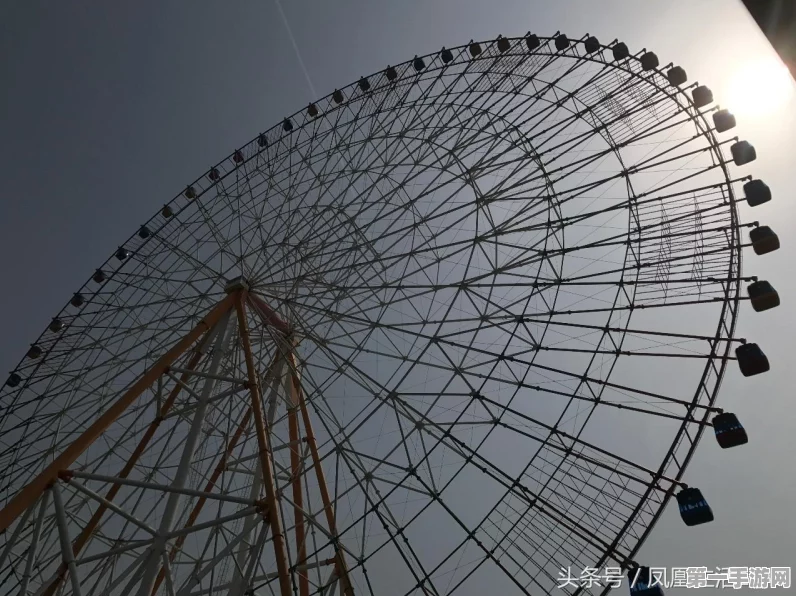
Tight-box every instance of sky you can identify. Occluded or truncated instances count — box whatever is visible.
[1,1,795,594]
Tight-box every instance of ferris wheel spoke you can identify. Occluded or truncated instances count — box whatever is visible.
[543,63,677,147]
[247,140,422,284]
[296,336,648,564]
[434,427,635,569]
[505,185,734,258]
[237,159,329,281]
[509,215,741,271]
[475,392,694,485]
[475,47,600,139]
[266,100,528,251]
[527,84,670,164]
[285,373,444,595]
[229,160,278,267]
[270,193,486,290]
[499,78,629,165]
[508,118,713,216]
[562,240,735,284]
[299,304,718,418]
[143,234,226,285]
[386,400,636,576]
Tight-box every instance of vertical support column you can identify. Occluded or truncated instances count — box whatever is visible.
[289,394,310,596]
[135,309,235,596]
[0,496,36,572]
[228,353,284,596]
[235,293,293,596]
[17,490,50,596]
[288,353,355,596]
[227,454,265,596]
[151,407,253,595]
[160,552,177,596]
[52,483,83,596]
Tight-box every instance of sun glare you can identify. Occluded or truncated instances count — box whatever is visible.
[725,57,795,118]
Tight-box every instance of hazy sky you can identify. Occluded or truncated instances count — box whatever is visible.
[1,1,794,593]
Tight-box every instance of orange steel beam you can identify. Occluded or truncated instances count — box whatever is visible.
[247,293,291,336]
[0,293,237,535]
[288,390,310,596]
[235,292,293,596]
[41,346,212,596]
[246,292,308,593]
[288,353,354,596]
[151,406,254,595]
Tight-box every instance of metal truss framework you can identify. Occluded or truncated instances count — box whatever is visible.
[1,289,356,596]
[0,33,754,596]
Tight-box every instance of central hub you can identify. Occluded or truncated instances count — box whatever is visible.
[224,276,250,294]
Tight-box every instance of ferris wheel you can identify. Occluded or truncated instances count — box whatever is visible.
[0,32,780,596]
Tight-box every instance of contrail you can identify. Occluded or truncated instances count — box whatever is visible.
[273,0,318,99]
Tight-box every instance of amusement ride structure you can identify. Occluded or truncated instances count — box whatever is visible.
[0,32,780,596]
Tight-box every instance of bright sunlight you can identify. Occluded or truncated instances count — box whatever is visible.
[724,56,795,118]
